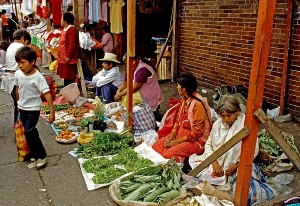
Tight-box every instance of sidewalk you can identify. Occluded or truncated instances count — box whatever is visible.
[0,81,117,205]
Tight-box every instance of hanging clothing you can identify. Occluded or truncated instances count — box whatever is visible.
[88,0,101,24]
[101,1,108,22]
[50,0,62,26]
[84,0,89,23]
[20,0,34,15]
[57,25,79,81]
[108,0,125,34]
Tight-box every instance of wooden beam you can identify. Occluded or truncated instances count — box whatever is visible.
[155,24,174,70]
[73,0,79,30]
[254,108,300,170]
[234,1,277,204]
[77,59,87,98]
[171,0,179,81]
[188,127,250,176]
[279,0,293,115]
[127,0,136,130]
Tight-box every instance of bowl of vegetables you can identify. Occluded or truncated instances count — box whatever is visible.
[56,130,78,144]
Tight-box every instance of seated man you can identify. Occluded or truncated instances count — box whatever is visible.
[92,53,123,103]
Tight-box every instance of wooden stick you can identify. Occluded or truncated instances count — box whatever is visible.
[188,127,250,176]
[77,59,87,98]
[155,23,174,70]
[254,108,300,170]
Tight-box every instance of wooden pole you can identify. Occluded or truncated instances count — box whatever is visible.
[127,0,136,130]
[279,0,293,115]
[73,0,79,30]
[155,24,173,70]
[13,0,18,21]
[171,0,179,81]
[234,0,277,205]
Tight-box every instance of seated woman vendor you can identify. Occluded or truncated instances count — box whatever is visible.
[92,53,123,103]
[114,53,164,120]
[152,74,212,162]
[188,95,275,204]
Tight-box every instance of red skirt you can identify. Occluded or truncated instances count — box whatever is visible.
[57,63,77,81]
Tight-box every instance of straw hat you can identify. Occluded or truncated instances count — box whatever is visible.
[99,53,120,63]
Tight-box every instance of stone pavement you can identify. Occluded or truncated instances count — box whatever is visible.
[0,83,117,205]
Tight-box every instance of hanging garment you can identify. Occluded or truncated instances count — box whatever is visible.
[101,1,108,22]
[84,0,89,23]
[108,0,125,34]
[20,0,35,15]
[50,0,62,26]
[88,0,101,24]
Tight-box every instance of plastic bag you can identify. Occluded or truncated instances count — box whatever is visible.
[141,130,158,147]
[157,101,181,138]
[14,118,30,162]
[267,106,280,118]
[273,173,294,185]
[104,102,124,116]
[266,177,293,196]
[181,174,202,189]
[74,96,88,107]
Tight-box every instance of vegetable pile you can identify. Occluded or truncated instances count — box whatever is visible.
[41,104,71,112]
[119,158,182,204]
[76,132,134,158]
[259,129,300,157]
[82,148,154,184]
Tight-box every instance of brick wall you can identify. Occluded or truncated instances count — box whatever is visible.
[178,0,300,116]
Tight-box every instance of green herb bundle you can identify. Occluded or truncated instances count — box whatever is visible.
[82,148,154,185]
[41,104,71,112]
[76,132,134,158]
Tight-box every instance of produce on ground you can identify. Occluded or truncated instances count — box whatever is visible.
[82,148,153,184]
[257,129,300,177]
[41,104,72,113]
[119,158,182,203]
[258,129,300,157]
[66,108,87,117]
[58,130,75,140]
[53,120,70,130]
[77,131,94,144]
[76,132,134,158]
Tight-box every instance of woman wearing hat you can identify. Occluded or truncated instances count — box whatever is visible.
[92,53,123,103]
[114,55,164,121]
[57,12,79,87]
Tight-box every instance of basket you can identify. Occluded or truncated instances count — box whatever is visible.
[55,132,78,144]
[60,83,80,105]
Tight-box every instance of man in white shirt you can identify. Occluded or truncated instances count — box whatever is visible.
[92,53,123,103]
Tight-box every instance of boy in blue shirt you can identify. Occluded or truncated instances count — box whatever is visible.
[15,46,55,168]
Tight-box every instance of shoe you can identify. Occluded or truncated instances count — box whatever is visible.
[35,158,47,168]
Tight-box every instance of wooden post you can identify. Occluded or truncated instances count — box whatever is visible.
[188,127,250,176]
[77,59,87,98]
[171,0,179,81]
[254,108,300,170]
[127,0,136,130]
[234,0,277,205]
[73,0,79,30]
[155,24,173,70]
[279,0,293,115]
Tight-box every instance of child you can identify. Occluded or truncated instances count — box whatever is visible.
[0,41,9,66]
[14,46,55,168]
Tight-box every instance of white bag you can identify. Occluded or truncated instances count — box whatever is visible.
[141,130,158,147]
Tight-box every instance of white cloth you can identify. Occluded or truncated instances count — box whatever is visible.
[15,69,50,111]
[190,113,259,185]
[4,42,24,71]
[0,50,6,65]
[92,66,123,88]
